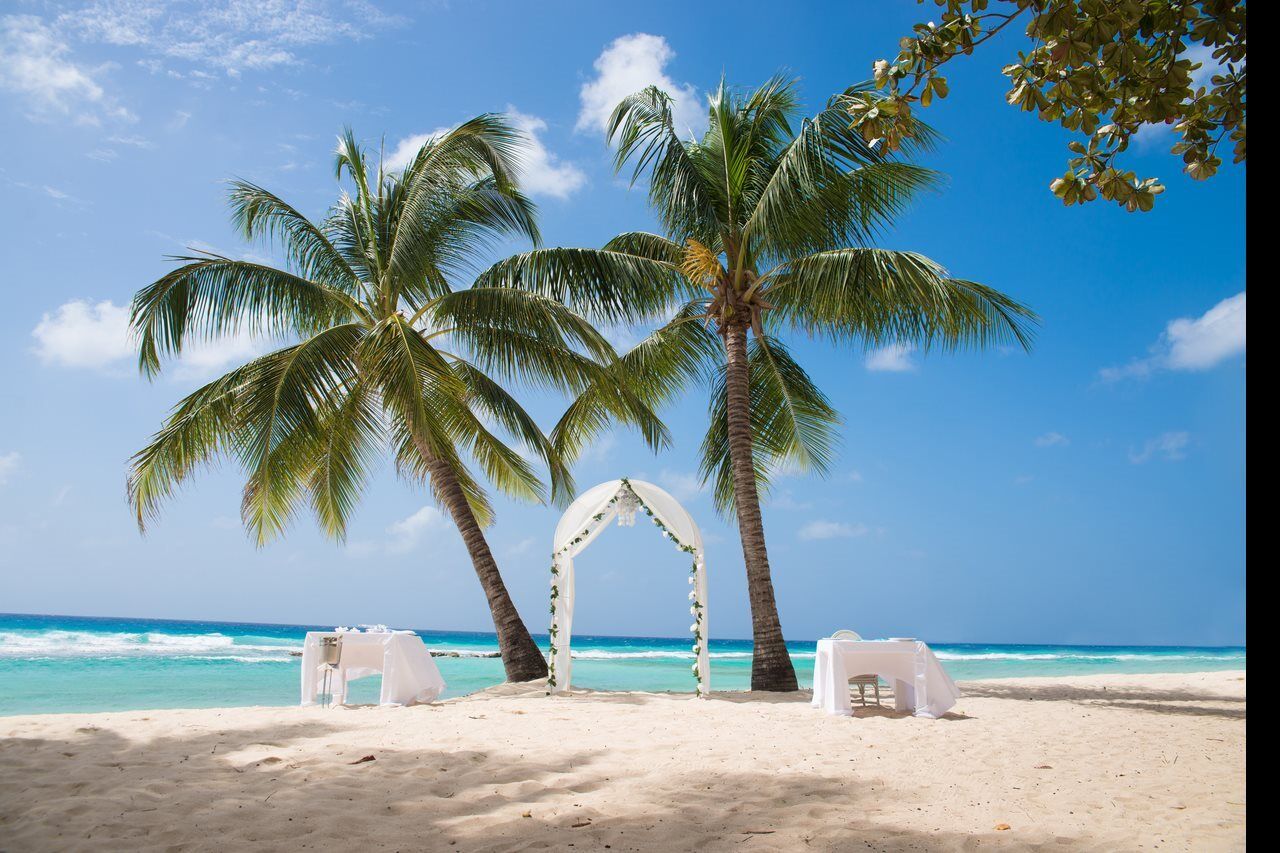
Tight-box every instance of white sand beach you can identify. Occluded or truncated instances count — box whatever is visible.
[0,671,1245,852]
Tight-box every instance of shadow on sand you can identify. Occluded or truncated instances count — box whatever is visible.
[958,679,1246,719]
[0,711,1102,852]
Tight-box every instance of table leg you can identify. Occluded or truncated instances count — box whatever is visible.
[894,679,915,713]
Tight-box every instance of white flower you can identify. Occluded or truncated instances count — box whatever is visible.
[690,623,699,632]
[690,606,698,616]
[691,645,699,654]
[687,575,695,584]
[691,663,700,674]
[688,590,696,601]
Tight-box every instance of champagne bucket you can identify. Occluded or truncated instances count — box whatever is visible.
[320,635,342,665]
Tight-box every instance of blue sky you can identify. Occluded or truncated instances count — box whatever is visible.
[0,1,1246,646]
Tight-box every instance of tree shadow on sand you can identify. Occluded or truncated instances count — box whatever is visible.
[958,680,1246,719]
[0,718,1101,852]
[0,717,616,851]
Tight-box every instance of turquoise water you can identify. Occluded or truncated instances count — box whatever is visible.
[0,613,1246,716]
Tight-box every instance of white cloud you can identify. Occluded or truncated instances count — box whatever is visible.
[580,431,616,464]
[507,106,586,199]
[31,300,134,369]
[385,127,450,172]
[659,469,704,501]
[1101,292,1245,382]
[169,333,268,380]
[386,506,447,554]
[1129,431,1191,464]
[386,110,585,201]
[865,343,917,373]
[31,298,270,379]
[108,133,153,148]
[1034,431,1070,448]
[58,0,401,77]
[0,14,133,124]
[768,490,812,511]
[506,536,538,556]
[576,33,702,137]
[1185,42,1228,88]
[0,452,20,486]
[799,520,869,541]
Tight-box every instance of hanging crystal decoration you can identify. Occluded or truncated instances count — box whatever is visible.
[615,485,641,527]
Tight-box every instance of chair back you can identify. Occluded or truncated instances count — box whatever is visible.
[831,629,862,641]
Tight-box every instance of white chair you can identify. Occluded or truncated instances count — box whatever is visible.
[831,629,881,707]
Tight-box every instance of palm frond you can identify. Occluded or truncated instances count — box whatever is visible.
[131,255,364,377]
[474,248,683,325]
[607,85,720,245]
[235,323,366,545]
[227,180,361,291]
[765,249,1038,351]
[551,303,720,463]
[452,360,575,505]
[700,336,840,515]
[306,378,382,540]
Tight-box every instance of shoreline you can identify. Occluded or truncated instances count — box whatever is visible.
[1,671,1246,851]
[0,668,1247,720]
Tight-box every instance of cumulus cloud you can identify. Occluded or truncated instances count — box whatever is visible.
[1101,291,1245,382]
[865,343,917,373]
[507,107,586,199]
[576,33,702,137]
[659,469,705,501]
[799,520,869,541]
[0,452,20,486]
[31,298,270,379]
[1034,432,1070,448]
[385,506,448,554]
[31,300,134,368]
[387,109,585,200]
[1129,431,1191,464]
[0,14,133,124]
[384,128,450,172]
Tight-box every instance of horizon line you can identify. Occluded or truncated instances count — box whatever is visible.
[0,612,1248,650]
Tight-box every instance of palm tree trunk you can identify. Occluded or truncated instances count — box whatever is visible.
[723,321,799,691]
[422,451,549,683]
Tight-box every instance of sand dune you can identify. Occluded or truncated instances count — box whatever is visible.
[0,671,1245,851]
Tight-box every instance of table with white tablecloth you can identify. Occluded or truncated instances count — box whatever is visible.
[300,630,445,707]
[811,638,960,718]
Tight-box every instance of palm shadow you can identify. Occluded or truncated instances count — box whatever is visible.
[958,680,1246,719]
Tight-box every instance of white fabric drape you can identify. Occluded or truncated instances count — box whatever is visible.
[549,479,709,695]
[810,638,959,718]
[300,630,446,706]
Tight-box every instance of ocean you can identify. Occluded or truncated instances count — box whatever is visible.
[0,613,1246,716]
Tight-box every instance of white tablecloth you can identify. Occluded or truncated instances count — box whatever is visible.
[300,630,445,706]
[811,638,960,718]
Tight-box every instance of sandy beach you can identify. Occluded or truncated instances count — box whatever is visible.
[0,671,1244,851]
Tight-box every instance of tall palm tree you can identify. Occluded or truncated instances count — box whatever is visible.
[127,117,655,682]
[475,79,1038,691]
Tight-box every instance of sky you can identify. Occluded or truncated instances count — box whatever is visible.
[0,0,1246,647]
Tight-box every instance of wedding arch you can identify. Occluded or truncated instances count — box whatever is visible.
[546,477,710,696]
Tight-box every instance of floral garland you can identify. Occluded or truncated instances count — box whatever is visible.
[547,478,707,697]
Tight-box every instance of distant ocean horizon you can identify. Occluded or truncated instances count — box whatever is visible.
[0,612,1247,716]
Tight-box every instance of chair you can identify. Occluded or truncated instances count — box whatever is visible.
[831,629,881,707]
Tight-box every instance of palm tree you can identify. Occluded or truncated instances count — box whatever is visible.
[127,117,655,682]
[475,79,1038,691]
